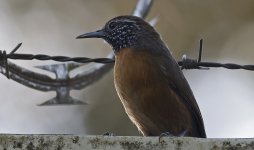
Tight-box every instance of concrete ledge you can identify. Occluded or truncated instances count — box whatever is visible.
[0,134,253,150]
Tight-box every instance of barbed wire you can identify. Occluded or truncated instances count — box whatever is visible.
[0,40,254,78]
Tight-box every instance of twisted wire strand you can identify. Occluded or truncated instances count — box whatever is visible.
[3,50,254,70]
[1,42,254,80]
[8,53,115,63]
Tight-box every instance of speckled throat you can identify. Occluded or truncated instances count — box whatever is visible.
[104,22,139,53]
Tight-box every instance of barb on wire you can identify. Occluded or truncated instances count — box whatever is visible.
[198,39,203,63]
[178,39,254,71]
[180,39,209,70]
[1,43,23,78]
[0,50,9,78]
[1,40,254,80]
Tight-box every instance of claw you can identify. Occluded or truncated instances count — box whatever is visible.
[178,129,188,137]
[102,132,115,136]
[159,129,188,142]
[159,132,173,142]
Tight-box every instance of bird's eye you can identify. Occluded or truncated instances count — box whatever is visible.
[108,22,118,30]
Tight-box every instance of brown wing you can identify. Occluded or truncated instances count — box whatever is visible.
[156,54,207,138]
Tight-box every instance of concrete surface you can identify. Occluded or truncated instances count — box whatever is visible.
[0,134,253,150]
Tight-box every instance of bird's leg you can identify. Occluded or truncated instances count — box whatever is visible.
[159,129,188,142]
[102,131,115,136]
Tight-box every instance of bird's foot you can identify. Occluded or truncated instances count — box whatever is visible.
[178,129,188,137]
[102,131,115,136]
[159,132,173,142]
[159,129,188,142]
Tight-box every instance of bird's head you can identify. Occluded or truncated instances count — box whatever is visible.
[76,15,160,53]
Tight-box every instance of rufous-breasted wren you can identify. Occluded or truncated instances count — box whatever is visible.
[77,15,206,138]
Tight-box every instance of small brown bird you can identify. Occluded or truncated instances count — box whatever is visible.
[77,15,206,138]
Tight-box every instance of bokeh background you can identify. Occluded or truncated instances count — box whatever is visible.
[0,0,254,138]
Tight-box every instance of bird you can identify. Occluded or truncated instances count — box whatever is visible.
[76,15,206,138]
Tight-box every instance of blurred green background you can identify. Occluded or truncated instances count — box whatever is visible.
[0,0,254,138]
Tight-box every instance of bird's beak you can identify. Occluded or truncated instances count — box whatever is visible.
[76,29,106,39]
